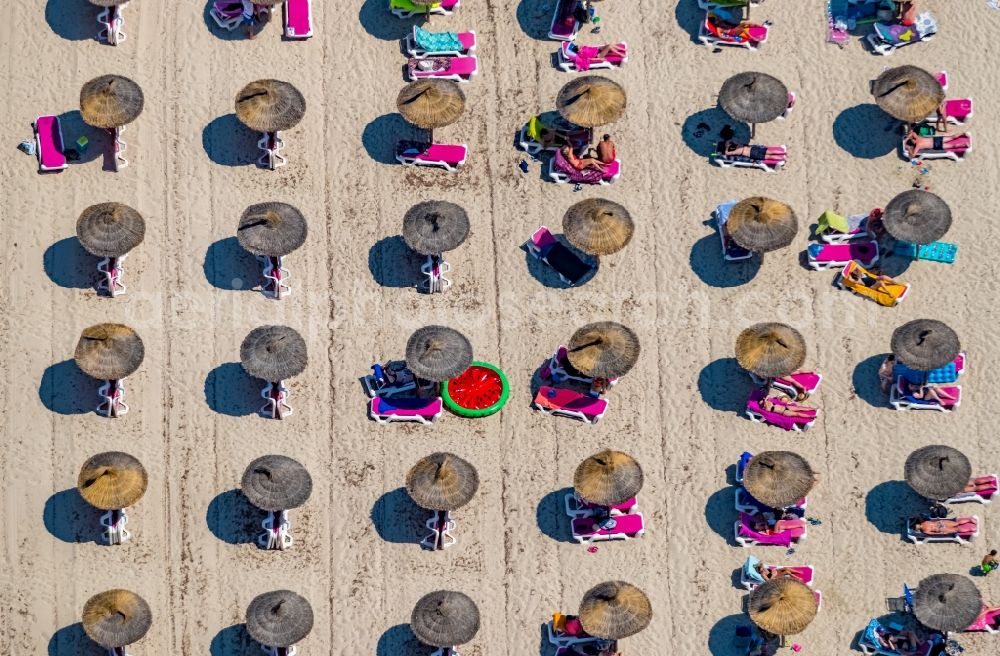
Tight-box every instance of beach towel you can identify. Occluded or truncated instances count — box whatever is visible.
[414,26,463,52]
[552,148,607,184]
[895,241,957,263]
[743,555,766,585]
[409,57,453,74]
[895,361,957,385]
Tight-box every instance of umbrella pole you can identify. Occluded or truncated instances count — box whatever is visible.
[750,122,756,139]
[427,127,434,145]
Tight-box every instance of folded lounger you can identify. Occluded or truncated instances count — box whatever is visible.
[33,115,68,172]
[97,3,126,45]
[807,241,879,270]
[903,133,971,162]
[97,255,128,297]
[518,115,591,156]
[97,379,129,417]
[532,386,608,424]
[859,618,941,656]
[258,510,293,550]
[816,209,875,243]
[362,361,417,398]
[369,395,443,424]
[284,0,313,38]
[747,371,823,399]
[965,605,1000,633]
[735,488,806,516]
[420,254,452,293]
[714,200,752,261]
[740,555,814,591]
[906,515,979,544]
[557,42,628,72]
[542,345,618,387]
[211,0,244,30]
[261,381,293,419]
[548,149,620,185]
[548,0,581,41]
[868,11,938,55]
[256,255,290,299]
[734,512,806,547]
[564,492,637,518]
[547,613,597,647]
[258,131,287,170]
[525,226,594,286]
[406,26,477,57]
[421,510,456,550]
[699,13,771,50]
[390,0,459,19]
[100,509,130,545]
[710,144,786,172]
[396,141,468,172]
[889,377,960,412]
[745,389,816,431]
[946,474,998,504]
[407,56,479,83]
[835,260,909,307]
[571,512,645,543]
[894,240,957,263]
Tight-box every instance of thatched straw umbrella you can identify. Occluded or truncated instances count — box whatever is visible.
[891,319,960,371]
[566,322,640,379]
[402,201,470,256]
[411,591,480,647]
[735,323,806,379]
[240,326,308,382]
[871,66,944,123]
[905,445,971,501]
[76,203,146,258]
[241,455,313,512]
[574,450,643,507]
[237,202,308,258]
[246,590,314,648]
[78,452,148,510]
[913,574,982,633]
[80,75,144,129]
[727,198,798,254]
[405,453,479,511]
[83,590,152,649]
[74,323,144,381]
[562,199,634,256]
[557,76,627,128]
[743,451,816,509]
[397,80,466,143]
[405,325,473,382]
[719,72,789,138]
[579,581,652,640]
[235,80,306,133]
[749,579,817,637]
[883,190,952,245]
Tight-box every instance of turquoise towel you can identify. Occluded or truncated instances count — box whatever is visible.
[896,240,957,263]
[414,26,463,52]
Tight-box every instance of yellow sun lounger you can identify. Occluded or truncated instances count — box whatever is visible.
[836,260,909,307]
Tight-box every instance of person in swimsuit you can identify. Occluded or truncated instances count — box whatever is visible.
[847,265,897,294]
[895,1,917,25]
[761,393,815,419]
[561,144,606,172]
[905,129,968,156]
[755,562,797,581]
[595,134,616,164]
[716,127,786,161]
[907,383,956,404]
[912,517,978,535]
[878,354,896,393]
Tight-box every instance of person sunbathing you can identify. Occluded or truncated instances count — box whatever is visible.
[561,144,607,172]
[904,129,968,156]
[761,394,815,419]
[595,133,616,164]
[878,354,896,394]
[911,517,978,535]
[846,265,897,294]
[906,383,956,404]
[877,627,921,654]
[752,514,803,534]
[706,11,768,45]
[755,562,797,581]
[716,140,785,162]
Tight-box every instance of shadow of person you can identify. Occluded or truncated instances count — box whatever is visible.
[704,487,737,544]
[834,104,900,158]
[371,487,427,545]
[204,237,265,291]
[43,488,104,544]
[674,0,708,44]
[45,0,98,42]
[206,489,260,544]
[44,237,99,289]
[202,0,248,41]
[851,353,888,408]
[376,623,425,656]
[359,0,423,41]
[363,114,422,165]
[204,363,261,416]
[522,235,597,289]
[39,360,95,415]
[698,358,754,414]
[202,114,260,166]
[689,233,761,288]
[211,624,256,656]
[368,235,425,288]
[56,111,105,165]
[681,109,750,157]
[48,622,104,656]
[866,480,926,535]
[536,488,576,544]
[708,613,758,656]
[516,0,556,40]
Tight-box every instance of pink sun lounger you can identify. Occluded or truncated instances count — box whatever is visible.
[903,133,971,162]
[906,515,979,544]
[745,389,816,431]
[533,386,607,424]
[927,98,974,124]
[889,378,961,412]
[524,228,594,286]
[396,141,468,172]
[407,56,479,82]
[33,116,68,172]
[542,345,618,387]
[807,241,879,270]
[966,605,1000,633]
[947,474,998,504]
[548,0,580,41]
[735,512,806,547]
[369,395,443,424]
[284,0,313,38]
[699,13,771,50]
[748,371,822,399]
[557,42,627,72]
[548,149,620,185]
[564,492,637,518]
[571,513,645,543]
[740,559,814,590]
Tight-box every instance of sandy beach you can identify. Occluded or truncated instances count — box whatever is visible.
[3,0,1000,653]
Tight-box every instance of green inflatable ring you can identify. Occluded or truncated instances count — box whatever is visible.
[442,361,510,418]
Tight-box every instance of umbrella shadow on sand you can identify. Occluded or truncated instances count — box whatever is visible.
[39,360,96,415]
[360,0,421,41]
[866,480,926,535]
[377,624,426,656]
[204,363,262,416]
[210,624,255,656]
[45,0,98,41]
[206,489,260,545]
[203,237,265,291]
[852,353,888,408]
[522,236,599,289]
[48,622,104,656]
[368,236,425,288]
[202,1,248,41]
[704,487,737,545]
[371,488,427,545]
[43,488,104,544]
[516,0,556,40]
[690,232,761,288]
[681,109,751,157]
[708,613,757,656]
[674,0,708,43]
[834,104,900,159]
[698,358,755,414]
[202,114,261,166]
[363,114,423,165]
[56,111,107,166]
[536,488,576,544]
[44,237,99,289]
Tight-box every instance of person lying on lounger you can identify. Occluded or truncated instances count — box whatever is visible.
[717,126,785,161]
[904,129,968,156]
[754,561,797,581]
[905,383,956,404]
[761,394,815,419]
[751,513,803,534]
[561,144,607,172]
[846,265,898,294]
[911,517,978,535]
[876,627,922,654]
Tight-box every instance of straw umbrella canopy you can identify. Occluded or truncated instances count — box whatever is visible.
[913,574,982,633]
[727,197,798,254]
[405,325,473,382]
[246,590,314,648]
[749,579,817,636]
[411,591,480,647]
[871,65,944,123]
[74,323,144,380]
[402,201,470,255]
[743,451,816,509]
[397,80,466,142]
[566,322,640,379]
[78,452,148,510]
[882,190,952,245]
[735,322,806,379]
[891,319,960,371]
[82,590,152,648]
[240,326,307,382]
[405,453,480,511]
[241,455,313,512]
[237,202,308,258]
[905,445,972,501]
[719,72,788,138]
[80,75,144,128]
[574,450,643,506]
[578,581,652,640]
[76,202,146,258]
[235,80,306,133]
[556,76,627,128]
[562,198,635,256]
